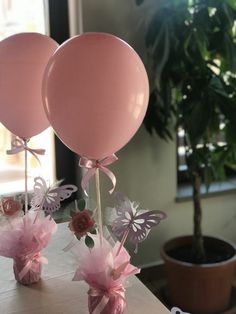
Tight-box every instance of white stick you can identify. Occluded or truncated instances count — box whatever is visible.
[95,169,103,245]
[23,139,29,213]
[75,199,78,210]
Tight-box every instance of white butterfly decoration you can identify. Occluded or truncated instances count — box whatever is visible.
[171,307,190,314]
[31,177,77,214]
[108,192,166,253]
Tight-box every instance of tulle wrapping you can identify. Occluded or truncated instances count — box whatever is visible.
[88,287,126,314]
[13,255,42,285]
[0,210,57,285]
[71,235,140,314]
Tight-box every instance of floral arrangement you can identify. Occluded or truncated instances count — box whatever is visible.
[66,192,166,314]
[69,199,96,247]
[71,235,139,314]
[0,176,77,285]
[0,31,167,313]
[0,210,56,285]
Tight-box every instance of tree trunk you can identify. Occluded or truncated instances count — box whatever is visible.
[192,172,206,263]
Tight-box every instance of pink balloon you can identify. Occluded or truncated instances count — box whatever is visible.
[0,33,58,138]
[43,32,149,159]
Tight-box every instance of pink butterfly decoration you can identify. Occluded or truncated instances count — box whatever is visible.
[31,177,77,214]
[111,192,166,252]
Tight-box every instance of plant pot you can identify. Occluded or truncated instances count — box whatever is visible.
[88,287,126,314]
[161,236,236,314]
[13,256,42,285]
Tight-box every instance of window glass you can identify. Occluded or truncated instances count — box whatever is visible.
[0,0,55,195]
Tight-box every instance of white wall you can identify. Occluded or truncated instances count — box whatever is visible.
[79,0,236,267]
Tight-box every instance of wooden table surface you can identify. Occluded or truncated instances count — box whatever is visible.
[0,222,170,314]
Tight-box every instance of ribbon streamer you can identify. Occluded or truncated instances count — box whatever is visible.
[18,252,48,280]
[6,138,45,164]
[88,285,125,314]
[79,154,118,195]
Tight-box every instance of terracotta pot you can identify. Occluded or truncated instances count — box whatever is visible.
[161,236,236,314]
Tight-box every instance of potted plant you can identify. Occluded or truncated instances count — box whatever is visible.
[136,0,236,313]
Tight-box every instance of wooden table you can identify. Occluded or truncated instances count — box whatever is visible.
[0,223,170,314]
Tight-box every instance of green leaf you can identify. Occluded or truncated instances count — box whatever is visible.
[225,0,236,11]
[90,229,97,235]
[224,35,236,71]
[144,90,174,140]
[223,2,235,26]
[193,29,209,60]
[225,123,236,144]
[184,100,212,144]
[85,235,94,248]
[209,77,229,98]
[152,22,170,81]
[219,97,236,124]
[77,199,86,211]
[183,31,193,59]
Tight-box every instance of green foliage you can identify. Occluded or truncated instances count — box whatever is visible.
[77,199,86,211]
[85,235,94,248]
[139,0,236,261]
[89,228,97,235]
[141,0,236,181]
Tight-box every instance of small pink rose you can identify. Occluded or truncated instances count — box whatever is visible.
[69,209,94,238]
[1,198,22,217]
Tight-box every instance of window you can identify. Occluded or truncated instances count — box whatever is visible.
[177,127,236,200]
[0,0,55,195]
[0,0,47,37]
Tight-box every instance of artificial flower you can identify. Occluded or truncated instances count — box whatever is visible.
[1,197,22,217]
[69,209,95,238]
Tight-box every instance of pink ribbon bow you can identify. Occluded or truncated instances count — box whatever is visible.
[88,285,125,314]
[6,138,45,164]
[18,252,48,280]
[79,155,118,195]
